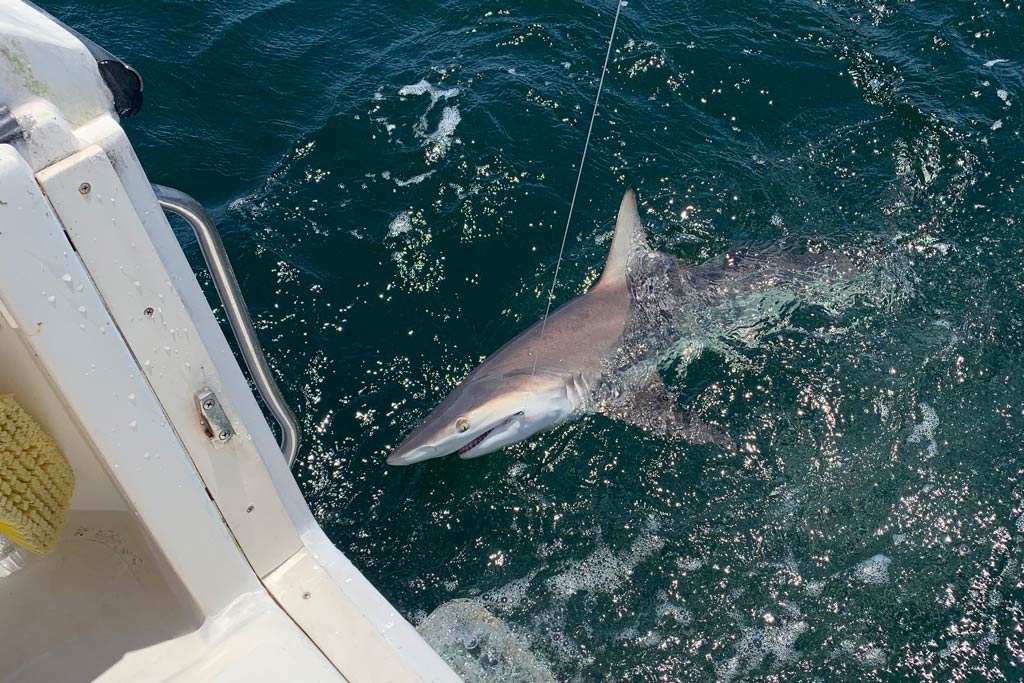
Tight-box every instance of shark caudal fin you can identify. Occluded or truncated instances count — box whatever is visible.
[598,188,649,288]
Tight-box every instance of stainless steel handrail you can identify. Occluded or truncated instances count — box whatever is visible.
[152,184,299,468]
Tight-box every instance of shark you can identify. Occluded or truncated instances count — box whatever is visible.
[387,188,852,465]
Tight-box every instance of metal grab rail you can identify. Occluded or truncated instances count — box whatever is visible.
[152,184,299,467]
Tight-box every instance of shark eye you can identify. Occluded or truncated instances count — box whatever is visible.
[455,417,470,433]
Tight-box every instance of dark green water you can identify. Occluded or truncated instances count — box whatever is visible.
[45,1,1024,680]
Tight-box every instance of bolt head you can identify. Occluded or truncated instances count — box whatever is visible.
[218,430,232,441]
[143,307,155,317]
[78,182,91,195]
[202,398,215,410]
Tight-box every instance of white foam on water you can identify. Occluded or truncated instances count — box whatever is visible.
[769,486,801,528]
[395,170,436,186]
[482,570,539,612]
[997,89,1010,104]
[388,212,413,237]
[677,556,704,572]
[506,462,527,478]
[991,119,1003,131]
[907,401,939,458]
[506,520,666,673]
[373,116,397,135]
[852,554,891,585]
[983,58,1009,67]
[717,619,809,682]
[417,599,556,683]
[528,606,594,670]
[547,545,621,597]
[399,79,461,101]
[655,592,692,626]
[397,78,463,163]
[839,639,888,669]
[616,625,661,646]
[424,106,462,164]
[545,519,665,597]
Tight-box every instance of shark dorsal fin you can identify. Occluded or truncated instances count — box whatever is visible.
[597,188,648,288]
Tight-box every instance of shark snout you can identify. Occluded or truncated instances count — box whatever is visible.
[386,443,438,466]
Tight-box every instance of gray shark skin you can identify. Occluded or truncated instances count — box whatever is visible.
[387,188,852,465]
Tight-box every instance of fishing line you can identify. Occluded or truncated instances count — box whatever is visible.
[532,0,623,374]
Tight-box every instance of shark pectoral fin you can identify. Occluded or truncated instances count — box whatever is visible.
[598,372,733,448]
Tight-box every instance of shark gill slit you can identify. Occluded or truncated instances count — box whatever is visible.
[530,0,624,378]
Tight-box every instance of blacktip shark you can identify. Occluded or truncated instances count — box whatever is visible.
[388,188,851,465]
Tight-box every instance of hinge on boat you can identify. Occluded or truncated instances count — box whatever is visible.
[194,387,235,447]
[0,107,22,144]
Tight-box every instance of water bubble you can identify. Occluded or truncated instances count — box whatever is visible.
[852,554,891,585]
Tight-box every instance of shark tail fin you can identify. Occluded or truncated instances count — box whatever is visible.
[598,188,649,288]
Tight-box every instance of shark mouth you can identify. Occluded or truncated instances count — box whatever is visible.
[457,428,495,456]
[455,413,523,457]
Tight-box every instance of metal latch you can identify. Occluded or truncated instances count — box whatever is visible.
[195,387,235,447]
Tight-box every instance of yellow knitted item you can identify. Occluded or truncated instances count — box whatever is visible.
[0,394,74,555]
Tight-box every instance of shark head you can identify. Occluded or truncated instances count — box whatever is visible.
[387,188,648,466]
[386,369,578,465]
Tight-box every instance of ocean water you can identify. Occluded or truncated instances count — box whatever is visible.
[43,1,1024,680]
